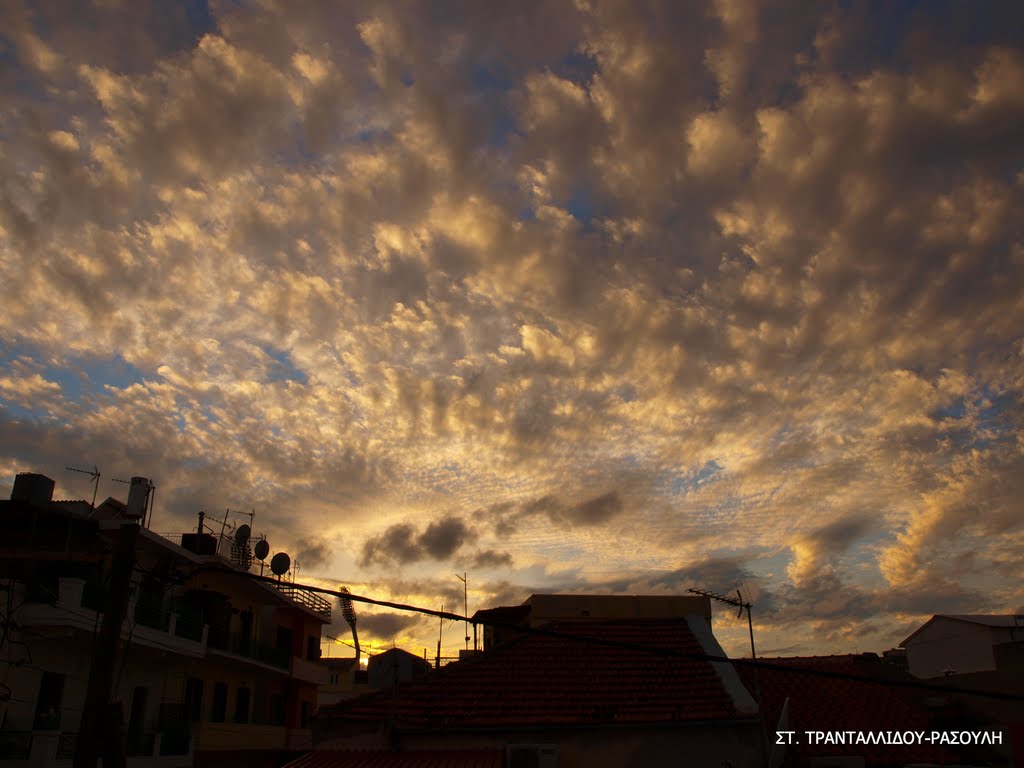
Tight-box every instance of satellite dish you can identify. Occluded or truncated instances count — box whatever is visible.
[270,552,291,576]
[254,539,270,561]
[234,524,251,545]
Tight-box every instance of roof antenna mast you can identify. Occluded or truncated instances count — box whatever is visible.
[66,465,101,508]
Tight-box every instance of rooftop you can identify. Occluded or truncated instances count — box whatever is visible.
[322,617,755,731]
[737,654,959,765]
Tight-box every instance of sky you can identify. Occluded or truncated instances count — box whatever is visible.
[1,0,1022,661]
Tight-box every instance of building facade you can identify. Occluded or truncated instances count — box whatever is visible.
[0,472,330,768]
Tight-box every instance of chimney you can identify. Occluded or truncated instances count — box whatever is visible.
[125,477,150,521]
[11,473,56,506]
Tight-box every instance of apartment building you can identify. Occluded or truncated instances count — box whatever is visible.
[0,472,330,768]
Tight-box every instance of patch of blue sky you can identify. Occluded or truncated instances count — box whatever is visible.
[613,384,637,403]
[197,405,221,426]
[928,396,966,422]
[262,346,308,385]
[564,185,608,230]
[135,0,219,57]
[0,401,46,424]
[931,389,1017,450]
[470,65,515,93]
[550,49,598,87]
[618,453,642,469]
[353,127,393,145]
[662,459,723,497]
[0,341,145,404]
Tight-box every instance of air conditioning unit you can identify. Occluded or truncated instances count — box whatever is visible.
[507,743,558,768]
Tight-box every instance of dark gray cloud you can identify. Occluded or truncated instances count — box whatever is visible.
[357,612,423,640]
[492,490,626,535]
[470,549,514,569]
[419,516,472,560]
[359,515,476,567]
[294,536,331,570]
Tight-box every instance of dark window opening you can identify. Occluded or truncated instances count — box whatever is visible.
[234,687,251,724]
[185,677,204,722]
[211,683,228,723]
[276,625,293,657]
[269,694,285,726]
[33,672,64,730]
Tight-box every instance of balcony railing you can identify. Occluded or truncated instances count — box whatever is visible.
[207,632,291,671]
[273,584,332,621]
[0,731,32,759]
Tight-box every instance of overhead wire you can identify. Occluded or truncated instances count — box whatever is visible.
[189,564,1024,704]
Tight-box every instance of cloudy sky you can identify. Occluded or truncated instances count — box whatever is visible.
[2,0,1022,660]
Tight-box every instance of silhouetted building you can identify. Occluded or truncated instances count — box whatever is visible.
[737,653,966,767]
[472,592,712,652]
[0,472,330,768]
[901,614,1024,764]
[901,614,1024,678]
[313,611,762,767]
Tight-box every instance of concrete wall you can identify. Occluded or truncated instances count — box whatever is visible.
[904,618,1000,678]
[390,721,764,768]
[525,594,713,626]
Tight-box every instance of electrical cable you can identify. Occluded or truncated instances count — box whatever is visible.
[190,564,1024,704]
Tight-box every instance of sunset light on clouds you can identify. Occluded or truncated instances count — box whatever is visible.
[1,0,1022,660]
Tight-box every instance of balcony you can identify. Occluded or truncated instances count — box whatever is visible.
[272,583,332,621]
[0,729,192,766]
[206,632,291,674]
[17,578,208,658]
[291,655,329,686]
[194,722,286,751]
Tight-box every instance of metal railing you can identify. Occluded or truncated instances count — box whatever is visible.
[0,731,32,759]
[273,584,332,621]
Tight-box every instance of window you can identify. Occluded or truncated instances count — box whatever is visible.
[306,635,319,660]
[32,672,64,730]
[276,625,293,656]
[211,683,228,723]
[269,694,285,726]
[185,677,204,722]
[234,687,250,724]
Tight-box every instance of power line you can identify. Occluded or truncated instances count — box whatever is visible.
[191,565,1024,704]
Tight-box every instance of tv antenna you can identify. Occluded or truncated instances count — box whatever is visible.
[66,465,100,508]
[689,586,766,766]
[688,587,756,657]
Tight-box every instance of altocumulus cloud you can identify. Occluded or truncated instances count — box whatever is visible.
[0,0,1021,658]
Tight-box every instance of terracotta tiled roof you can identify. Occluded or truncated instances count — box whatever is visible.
[285,749,503,768]
[738,654,959,766]
[321,619,749,730]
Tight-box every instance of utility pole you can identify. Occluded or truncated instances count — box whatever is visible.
[74,523,138,768]
[456,572,469,651]
[436,604,443,670]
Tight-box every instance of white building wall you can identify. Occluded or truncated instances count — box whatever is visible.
[904,618,998,678]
